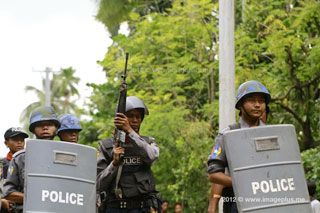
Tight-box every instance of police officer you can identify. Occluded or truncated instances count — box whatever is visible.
[97,96,160,213]
[57,114,82,143]
[207,80,271,213]
[1,127,29,180]
[3,106,60,208]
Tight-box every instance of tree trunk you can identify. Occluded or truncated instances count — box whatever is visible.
[302,119,315,150]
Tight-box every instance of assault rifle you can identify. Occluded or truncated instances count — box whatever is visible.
[115,53,129,147]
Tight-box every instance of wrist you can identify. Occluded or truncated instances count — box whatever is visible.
[125,127,133,134]
[213,194,221,199]
[112,160,120,167]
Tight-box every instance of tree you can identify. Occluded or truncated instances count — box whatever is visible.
[235,0,320,149]
[86,0,320,210]
[301,146,320,198]
[85,0,218,211]
[20,67,81,130]
[52,67,80,114]
[96,0,173,36]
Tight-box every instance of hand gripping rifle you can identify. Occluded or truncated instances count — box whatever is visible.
[115,53,129,148]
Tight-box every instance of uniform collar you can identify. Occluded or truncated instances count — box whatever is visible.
[6,151,13,161]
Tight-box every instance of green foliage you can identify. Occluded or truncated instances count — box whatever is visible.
[96,0,173,36]
[87,0,218,211]
[301,147,320,198]
[236,0,320,149]
[87,0,320,211]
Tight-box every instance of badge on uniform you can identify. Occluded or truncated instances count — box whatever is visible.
[8,165,14,176]
[210,145,222,159]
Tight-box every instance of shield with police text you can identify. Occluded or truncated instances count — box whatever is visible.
[24,139,97,213]
[224,125,311,213]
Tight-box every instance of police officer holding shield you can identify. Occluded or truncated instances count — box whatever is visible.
[3,106,60,208]
[207,80,271,213]
[57,114,82,143]
[97,96,160,213]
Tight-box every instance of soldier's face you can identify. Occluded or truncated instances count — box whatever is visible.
[5,135,25,153]
[58,130,80,143]
[125,109,142,133]
[34,121,57,139]
[242,93,266,119]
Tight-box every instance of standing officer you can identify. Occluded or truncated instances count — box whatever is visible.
[3,106,60,208]
[207,80,271,213]
[1,127,29,180]
[97,96,160,213]
[57,114,82,143]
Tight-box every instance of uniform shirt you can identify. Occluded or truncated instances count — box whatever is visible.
[207,117,265,174]
[311,199,320,213]
[2,150,25,197]
[97,131,159,194]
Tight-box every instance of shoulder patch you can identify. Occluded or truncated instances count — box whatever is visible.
[210,145,222,159]
[8,164,14,176]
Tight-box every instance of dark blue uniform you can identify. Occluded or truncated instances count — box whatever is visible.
[97,131,160,213]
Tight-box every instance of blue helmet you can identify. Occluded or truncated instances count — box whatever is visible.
[57,114,82,134]
[235,80,271,109]
[29,106,60,132]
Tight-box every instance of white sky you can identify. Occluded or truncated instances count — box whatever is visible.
[0,0,112,157]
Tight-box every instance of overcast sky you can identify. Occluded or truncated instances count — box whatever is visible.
[0,0,111,157]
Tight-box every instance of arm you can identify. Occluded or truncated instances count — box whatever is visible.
[207,132,231,187]
[208,172,232,188]
[208,183,224,213]
[3,157,24,204]
[4,192,24,204]
[128,131,159,162]
[96,143,124,192]
[114,113,159,162]
[207,132,232,212]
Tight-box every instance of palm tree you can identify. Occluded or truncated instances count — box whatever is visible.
[20,67,81,129]
[52,67,80,114]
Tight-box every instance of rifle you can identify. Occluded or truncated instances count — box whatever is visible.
[112,53,129,200]
[115,52,129,148]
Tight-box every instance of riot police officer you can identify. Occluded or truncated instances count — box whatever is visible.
[207,80,271,213]
[57,114,82,143]
[97,96,160,213]
[3,106,60,208]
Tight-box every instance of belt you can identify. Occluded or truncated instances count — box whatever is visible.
[106,198,146,209]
